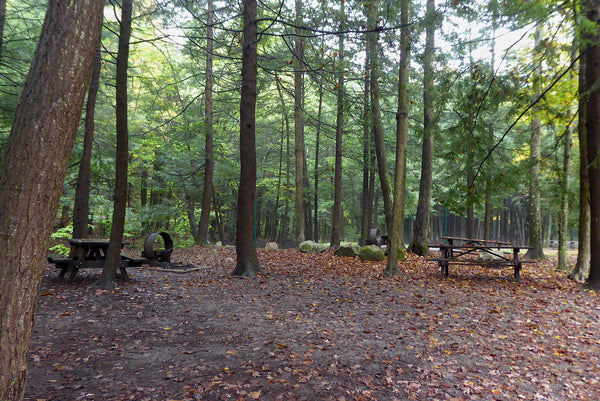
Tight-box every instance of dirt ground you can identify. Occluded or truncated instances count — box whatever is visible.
[25,247,600,401]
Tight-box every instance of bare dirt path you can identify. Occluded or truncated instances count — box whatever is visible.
[25,247,600,400]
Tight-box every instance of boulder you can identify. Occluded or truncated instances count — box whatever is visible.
[299,240,328,253]
[265,242,279,251]
[359,245,385,261]
[334,245,358,257]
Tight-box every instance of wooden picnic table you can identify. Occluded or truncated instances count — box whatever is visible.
[48,238,131,283]
[430,237,534,282]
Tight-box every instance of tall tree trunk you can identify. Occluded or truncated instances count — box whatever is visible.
[314,84,323,242]
[303,149,312,240]
[385,0,411,276]
[571,1,591,282]
[97,0,132,288]
[360,50,371,247]
[294,0,305,244]
[73,46,102,239]
[185,188,200,242]
[557,120,573,271]
[0,0,104,398]
[198,0,214,245]
[527,26,545,260]
[584,0,600,288]
[466,168,476,238]
[409,0,435,257]
[275,77,291,244]
[232,0,260,277]
[331,1,345,248]
[0,0,5,66]
[367,0,393,234]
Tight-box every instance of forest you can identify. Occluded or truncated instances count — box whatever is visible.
[0,0,583,258]
[3,0,600,399]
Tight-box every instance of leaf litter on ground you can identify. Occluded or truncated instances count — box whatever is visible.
[25,246,600,401]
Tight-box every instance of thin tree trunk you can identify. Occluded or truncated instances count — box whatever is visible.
[0,0,5,66]
[367,0,393,234]
[527,25,546,260]
[360,50,371,247]
[385,0,411,276]
[571,1,591,281]
[0,0,104,398]
[232,0,260,277]
[557,122,573,270]
[97,0,132,288]
[198,0,214,245]
[409,0,435,257]
[294,0,305,244]
[73,46,102,239]
[331,2,345,248]
[314,84,323,242]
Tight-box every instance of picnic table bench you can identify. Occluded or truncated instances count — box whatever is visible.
[47,232,173,283]
[429,236,535,282]
[47,238,134,283]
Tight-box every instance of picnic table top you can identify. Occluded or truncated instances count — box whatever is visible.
[69,238,129,247]
[440,236,512,245]
[438,243,533,250]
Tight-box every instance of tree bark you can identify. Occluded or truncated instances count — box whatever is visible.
[294,0,305,244]
[330,1,345,249]
[409,0,435,257]
[367,0,393,234]
[360,49,371,247]
[584,0,600,288]
[314,83,323,242]
[557,117,573,271]
[0,0,104,398]
[97,0,132,288]
[198,0,214,245]
[232,0,260,277]
[527,25,545,260]
[571,2,591,282]
[73,46,102,239]
[385,0,411,276]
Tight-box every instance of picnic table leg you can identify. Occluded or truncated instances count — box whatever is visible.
[66,267,79,283]
[514,262,522,282]
[119,266,129,282]
[438,261,449,277]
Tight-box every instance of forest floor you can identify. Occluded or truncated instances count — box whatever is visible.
[25,246,599,401]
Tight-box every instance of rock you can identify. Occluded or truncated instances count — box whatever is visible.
[265,242,279,251]
[334,245,358,257]
[359,245,385,261]
[299,240,328,253]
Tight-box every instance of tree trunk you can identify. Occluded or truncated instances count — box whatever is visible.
[572,3,591,282]
[73,46,102,239]
[557,119,573,271]
[330,3,345,249]
[97,0,132,288]
[409,0,434,257]
[232,0,260,277]
[360,49,371,247]
[367,0,393,234]
[0,0,104,398]
[294,0,305,244]
[466,168,476,238]
[198,0,214,245]
[185,189,200,242]
[527,26,545,260]
[314,84,323,242]
[585,0,600,288]
[385,0,411,276]
[0,0,5,65]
